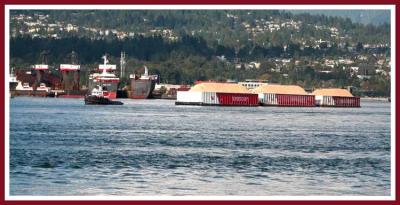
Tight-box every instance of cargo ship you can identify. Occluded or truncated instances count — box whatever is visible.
[129,66,158,99]
[88,55,119,99]
[32,64,49,90]
[15,69,62,97]
[14,51,63,97]
[59,51,86,98]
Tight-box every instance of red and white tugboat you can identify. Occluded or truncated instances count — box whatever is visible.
[84,85,123,105]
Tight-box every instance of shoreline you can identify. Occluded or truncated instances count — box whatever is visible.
[361,97,390,101]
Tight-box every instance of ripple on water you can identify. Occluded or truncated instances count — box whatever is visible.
[9,98,391,196]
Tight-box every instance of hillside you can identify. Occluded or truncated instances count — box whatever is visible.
[287,10,390,26]
[11,10,390,47]
[9,10,391,96]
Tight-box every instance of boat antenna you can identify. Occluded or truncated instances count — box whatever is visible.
[144,66,148,76]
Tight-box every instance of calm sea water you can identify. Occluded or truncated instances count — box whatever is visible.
[10,97,391,196]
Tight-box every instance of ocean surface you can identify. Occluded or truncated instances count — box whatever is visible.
[9,97,391,196]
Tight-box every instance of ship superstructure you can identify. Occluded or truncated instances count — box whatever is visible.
[88,55,119,99]
[60,51,81,91]
[32,51,50,90]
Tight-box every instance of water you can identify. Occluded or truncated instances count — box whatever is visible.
[10,97,391,196]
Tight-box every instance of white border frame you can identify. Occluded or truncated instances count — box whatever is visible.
[4,4,396,201]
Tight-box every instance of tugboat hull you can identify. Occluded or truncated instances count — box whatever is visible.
[84,95,123,105]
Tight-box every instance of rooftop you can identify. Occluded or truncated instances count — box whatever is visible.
[312,88,354,97]
[252,84,308,95]
[189,83,251,93]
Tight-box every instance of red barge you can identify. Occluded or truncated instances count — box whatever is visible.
[176,82,259,106]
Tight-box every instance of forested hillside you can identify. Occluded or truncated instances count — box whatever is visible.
[10,10,391,96]
[288,10,390,26]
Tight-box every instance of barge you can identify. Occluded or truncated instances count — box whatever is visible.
[176,82,259,106]
[312,89,360,107]
[253,85,315,107]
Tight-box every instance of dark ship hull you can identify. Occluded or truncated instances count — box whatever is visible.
[84,95,123,105]
[14,90,48,97]
[10,81,18,98]
[10,82,18,91]
[129,79,156,99]
[35,70,45,88]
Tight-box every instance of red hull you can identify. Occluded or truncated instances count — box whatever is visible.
[332,96,360,107]
[130,95,148,99]
[104,92,117,99]
[317,96,360,107]
[216,93,259,106]
[276,94,315,107]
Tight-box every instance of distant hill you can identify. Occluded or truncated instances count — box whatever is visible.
[287,10,390,25]
[10,10,391,95]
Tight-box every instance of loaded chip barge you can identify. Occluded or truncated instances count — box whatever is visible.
[253,84,315,107]
[176,82,259,106]
[312,89,360,107]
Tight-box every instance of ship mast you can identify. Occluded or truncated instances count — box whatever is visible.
[120,51,126,79]
[144,66,149,76]
[70,51,78,64]
[102,55,108,75]
[40,50,49,65]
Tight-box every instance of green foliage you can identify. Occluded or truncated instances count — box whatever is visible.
[10,10,391,96]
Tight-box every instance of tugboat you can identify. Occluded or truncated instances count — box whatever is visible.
[84,85,123,105]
